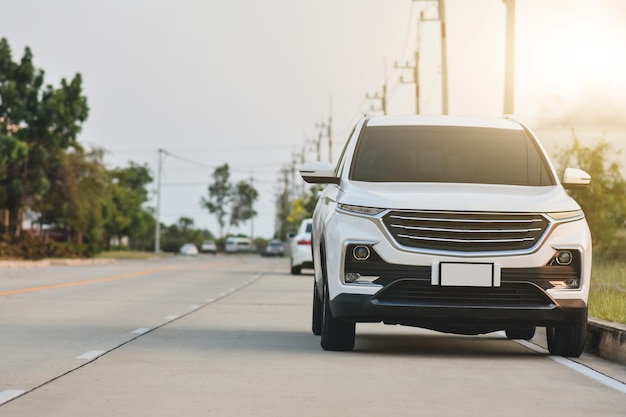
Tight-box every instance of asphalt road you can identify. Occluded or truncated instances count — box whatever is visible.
[1,254,625,416]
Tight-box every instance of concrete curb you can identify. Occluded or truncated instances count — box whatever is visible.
[587,317,626,365]
[0,258,116,268]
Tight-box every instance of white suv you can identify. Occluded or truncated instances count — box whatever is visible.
[300,114,592,355]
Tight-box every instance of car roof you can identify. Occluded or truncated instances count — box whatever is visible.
[365,115,524,130]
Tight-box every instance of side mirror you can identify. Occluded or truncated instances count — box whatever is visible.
[287,232,296,240]
[562,167,591,190]
[299,161,339,184]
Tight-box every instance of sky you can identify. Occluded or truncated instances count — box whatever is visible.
[2,0,626,239]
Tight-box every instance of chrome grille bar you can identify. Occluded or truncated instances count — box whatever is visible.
[383,210,550,252]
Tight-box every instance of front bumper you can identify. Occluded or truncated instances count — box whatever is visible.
[330,290,587,335]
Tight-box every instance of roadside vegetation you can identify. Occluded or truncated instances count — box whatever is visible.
[0,39,252,259]
[556,135,626,324]
[589,256,626,324]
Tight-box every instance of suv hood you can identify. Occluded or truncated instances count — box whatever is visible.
[339,182,581,213]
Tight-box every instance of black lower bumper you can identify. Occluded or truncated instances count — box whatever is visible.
[330,292,587,335]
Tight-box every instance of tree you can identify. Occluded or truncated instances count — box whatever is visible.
[0,38,89,236]
[201,163,231,239]
[556,133,626,249]
[36,147,108,252]
[160,216,208,253]
[230,180,258,229]
[103,162,153,249]
[200,163,259,238]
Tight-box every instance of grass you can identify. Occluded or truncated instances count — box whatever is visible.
[588,258,626,324]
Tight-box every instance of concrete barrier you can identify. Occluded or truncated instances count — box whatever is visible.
[586,317,626,365]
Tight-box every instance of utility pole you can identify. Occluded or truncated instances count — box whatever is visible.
[396,51,421,114]
[503,0,516,114]
[154,148,164,253]
[365,84,387,114]
[316,114,333,163]
[439,0,449,115]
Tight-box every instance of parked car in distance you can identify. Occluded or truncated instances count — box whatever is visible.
[300,114,592,355]
[289,218,313,275]
[261,239,285,257]
[179,243,199,256]
[225,237,254,253]
[201,240,217,254]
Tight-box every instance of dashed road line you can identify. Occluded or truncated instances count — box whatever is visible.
[1,270,268,407]
[76,350,106,360]
[131,328,151,334]
[0,390,25,406]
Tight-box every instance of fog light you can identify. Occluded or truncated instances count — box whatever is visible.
[556,251,573,265]
[353,246,370,261]
[345,272,360,283]
[549,278,580,289]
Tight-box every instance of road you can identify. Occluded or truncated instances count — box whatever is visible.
[0,254,624,416]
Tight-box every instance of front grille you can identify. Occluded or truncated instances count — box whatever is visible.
[382,210,550,252]
[374,281,554,308]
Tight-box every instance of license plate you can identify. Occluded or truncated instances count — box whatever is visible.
[439,262,499,287]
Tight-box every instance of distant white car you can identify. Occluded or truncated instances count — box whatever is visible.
[225,237,254,253]
[201,240,217,254]
[289,218,313,275]
[179,243,199,256]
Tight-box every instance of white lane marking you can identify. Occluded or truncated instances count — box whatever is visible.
[0,390,25,405]
[511,336,626,394]
[76,350,106,360]
[131,328,151,334]
[165,315,179,320]
[218,292,226,297]
[206,298,215,303]
[189,305,200,310]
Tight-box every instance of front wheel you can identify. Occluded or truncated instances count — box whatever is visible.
[320,280,355,351]
[546,318,587,357]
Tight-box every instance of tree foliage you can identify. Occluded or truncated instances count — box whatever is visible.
[0,38,180,257]
[104,162,153,249]
[200,163,258,238]
[200,163,231,238]
[230,180,258,228]
[36,147,109,252]
[557,133,626,249]
[160,217,213,253]
[0,37,89,236]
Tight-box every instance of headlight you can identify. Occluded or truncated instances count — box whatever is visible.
[546,210,584,222]
[337,204,385,216]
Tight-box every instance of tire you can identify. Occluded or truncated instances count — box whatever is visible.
[505,327,536,340]
[290,261,302,275]
[546,318,587,357]
[320,279,355,351]
[312,281,323,336]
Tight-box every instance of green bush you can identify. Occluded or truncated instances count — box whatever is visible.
[0,233,92,260]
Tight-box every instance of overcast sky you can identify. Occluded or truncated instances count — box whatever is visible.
[3,0,626,239]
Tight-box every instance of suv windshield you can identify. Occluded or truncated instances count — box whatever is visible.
[350,126,555,186]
